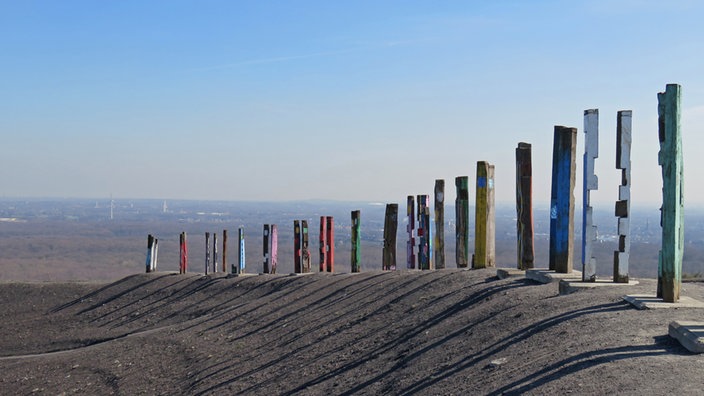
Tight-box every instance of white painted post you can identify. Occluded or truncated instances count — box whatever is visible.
[582,109,599,281]
[614,110,632,283]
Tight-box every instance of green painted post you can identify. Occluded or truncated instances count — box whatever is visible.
[351,210,361,273]
[455,176,469,268]
[657,84,684,302]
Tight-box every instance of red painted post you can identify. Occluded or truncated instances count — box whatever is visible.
[326,216,334,272]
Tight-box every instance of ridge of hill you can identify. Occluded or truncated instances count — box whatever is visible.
[1,269,704,395]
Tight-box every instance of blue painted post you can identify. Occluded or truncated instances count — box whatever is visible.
[549,126,577,273]
[582,110,599,281]
[238,227,246,274]
[657,84,684,302]
[614,110,632,283]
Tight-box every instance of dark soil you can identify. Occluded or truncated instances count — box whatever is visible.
[1,269,704,395]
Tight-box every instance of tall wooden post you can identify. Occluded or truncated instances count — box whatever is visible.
[270,224,278,274]
[319,217,327,272]
[205,232,210,275]
[294,220,302,273]
[417,195,431,270]
[614,110,632,283]
[351,211,361,273]
[582,110,599,281]
[406,195,415,269]
[302,220,310,273]
[549,126,577,273]
[455,177,469,268]
[212,232,218,273]
[326,216,334,272]
[222,230,228,273]
[515,143,534,270]
[238,227,246,274]
[657,84,684,302]
[179,232,188,274]
[152,237,158,272]
[146,234,155,273]
[434,179,445,269]
[383,204,399,270]
[263,224,271,274]
[473,161,495,268]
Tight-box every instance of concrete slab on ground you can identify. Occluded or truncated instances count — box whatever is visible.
[559,279,639,295]
[669,321,704,353]
[497,269,525,279]
[623,294,704,309]
[525,269,582,284]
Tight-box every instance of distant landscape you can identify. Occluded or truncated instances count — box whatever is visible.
[1,198,703,282]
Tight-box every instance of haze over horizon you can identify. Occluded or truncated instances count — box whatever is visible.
[2,1,703,207]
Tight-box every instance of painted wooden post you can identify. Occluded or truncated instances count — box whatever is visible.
[152,237,158,272]
[145,234,155,273]
[417,195,431,270]
[434,179,445,269]
[294,220,302,273]
[473,161,495,268]
[351,210,361,273]
[179,232,188,274]
[222,230,228,273]
[582,110,599,281]
[614,110,632,283]
[406,195,416,269]
[326,216,334,272]
[205,232,210,275]
[270,224,278,274]
[294,220,311,273]
[549,126,577,273]
[238,227,246,274]
[455,176,469,268]
[657,84,684,302]
[319,216,327,272]
[515,144,534,270]
[212,232,218,273]
[382,203,398,270]
[263,224,271,274]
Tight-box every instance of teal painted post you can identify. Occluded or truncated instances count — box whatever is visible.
[238,227,246,274]
[351,210,361,272]
[657,84,684,302]
[455,176,469,268]
[549,126,577,273]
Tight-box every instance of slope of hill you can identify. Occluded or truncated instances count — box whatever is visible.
[1,269,704,395]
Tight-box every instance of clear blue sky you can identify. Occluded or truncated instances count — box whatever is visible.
[2,0,703,207]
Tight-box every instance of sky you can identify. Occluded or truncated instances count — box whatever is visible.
[1,0,704,208]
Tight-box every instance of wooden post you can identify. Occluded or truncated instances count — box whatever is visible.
[222,230,228,273]
[417,195,431,270]
[145,234,154,273]
[406,195,415,269]
[263,224,271,274]
[205,232,210,275]
[549,126,577,273]
[270,224,278,274]
[434,179,445,269]
[212,232,218,273]
[238,227,245,274]
[383,204,398,270]
[301,220,311,273]
[515,144,534,270]
[179,232,188,274]
[455,177,469,268]
[326,216,334,272]
[152,237,158,272]
[351,211,361,273]
[582,110,599,281]
[294,220,301,273]
[473,161,495,268]
[614,110,632,283]
[657,84,684,302]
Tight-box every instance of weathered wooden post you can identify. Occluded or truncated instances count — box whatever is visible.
[270,224,278,274]
[383,204,398,270]
[473,161,495,268]
[222,230,228,273]
[302,221,310,273]
[549,126,577,273]
[406,196,416,269]
[657,84,684,302]
[294,220,311,273]
[417,195,431,270]
[319,217,327,272]
[146,234,155,273]
[294,220,302,273]
[238,227,246,274]
[319,216,334,272]
[434,179,445,269]
[152,237,159,272]
[212,232,218,273]
[615,110,632,283]
[351,210,361,273]
[179,232,188,274]
[263,224,271,274]
[515,144,534,270]
[582,110,599,281]
[204,232,211,275]
[455,176,469,268]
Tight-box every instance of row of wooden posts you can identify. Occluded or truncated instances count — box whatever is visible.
[145,84,685,302]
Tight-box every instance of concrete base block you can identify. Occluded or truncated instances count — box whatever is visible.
[623,294,704,310]
[559,279,639,295]
[497,269,525,279]
[525,269,582,284]
[669,321,704,353]
[288,272,316,277]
